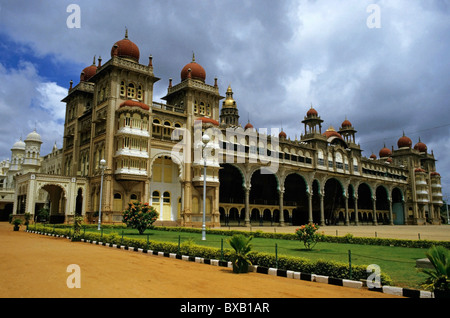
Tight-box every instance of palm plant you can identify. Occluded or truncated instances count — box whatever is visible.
[419,245,450,297]
[228,234,253,273]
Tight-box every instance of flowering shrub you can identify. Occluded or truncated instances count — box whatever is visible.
[122,201,159,235]
[295,223,321,250]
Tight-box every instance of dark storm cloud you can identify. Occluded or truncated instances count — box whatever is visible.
[0,0,449,199]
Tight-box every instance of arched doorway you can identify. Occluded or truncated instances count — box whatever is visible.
[358,183,373,225]
[392,187,404,225]
[285,173,308,225]
[219,164,244,204]
[41,184,66,224]
[324,178,344,225]
[250,169,278,205]
[376,186,389,224]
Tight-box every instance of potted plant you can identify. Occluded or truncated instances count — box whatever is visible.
[228,234,253,274]
[37,208,49,223]
[13,219,22,231]
[419,245,450,298]
[24,212,31,226]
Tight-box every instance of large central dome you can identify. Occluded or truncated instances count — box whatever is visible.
[181,53,206,82]
[111,30,140,62]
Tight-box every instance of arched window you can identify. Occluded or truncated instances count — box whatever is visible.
[194,101,198,113]
[137,85,143,100]
[130,193,138,200]
[120,81,126,96]
[127,83,136,98]
[199,102,205,115]
[206,104,211,116]
[152,118,161,135]
[152,191,160,203]
[163,191,171,203]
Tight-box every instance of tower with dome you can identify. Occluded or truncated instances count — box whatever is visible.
[2,31,444,226]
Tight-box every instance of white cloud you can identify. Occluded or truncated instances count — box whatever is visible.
[0,61,66,160]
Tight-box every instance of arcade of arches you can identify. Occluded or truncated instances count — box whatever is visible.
[219,164,406,226]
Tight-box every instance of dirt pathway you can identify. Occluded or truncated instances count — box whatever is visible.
[0,222,401,300]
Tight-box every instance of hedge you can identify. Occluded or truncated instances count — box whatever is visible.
[29,224,392,285]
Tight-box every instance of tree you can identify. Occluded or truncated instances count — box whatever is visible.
[122,201,158,235]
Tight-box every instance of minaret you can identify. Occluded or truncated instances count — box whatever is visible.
[219,85,240,126]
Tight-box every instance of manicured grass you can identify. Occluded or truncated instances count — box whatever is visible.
[91,227,430,290]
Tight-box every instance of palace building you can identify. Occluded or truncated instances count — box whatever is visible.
[1,31,445,226]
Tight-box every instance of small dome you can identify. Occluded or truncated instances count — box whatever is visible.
[181,53,206,82]
[306,105,318,117]
[223,85,236,108]
[111,30,140,62]
[341,118,352,128]
[414,138,427,153]
[379,146,392,158]
[25,130,42,143]
[80,58,97,81]
[415,168,426,173]
[279,130,287,139]
[397,133,412,148]
[430,172,440,177]
[323,126,343,140]
[370,153,377,159]
[244,121,254,130]
[11,139,26,151]
[119,100,149,111]
[196,117,219,126]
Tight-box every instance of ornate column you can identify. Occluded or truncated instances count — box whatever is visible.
[344,195,349,226]
[388,198,394,225]
[279,190,285,226]
[372,197,378,226]
[354,195,359,226]
[319,192,325,226]
[244,186,250,227]
[308,191,313,224]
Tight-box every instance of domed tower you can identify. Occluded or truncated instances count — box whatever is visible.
[10,138,26,172]
[80,56,98,82]
[397,132,412,149]
[219,85,240,127]
[302,105,323,135]
[338,117,357,144]
[111,29,140,63]
[379,144,392,159]
[414,138,427,153]
[22,129,42,173]
[162,52,223,125]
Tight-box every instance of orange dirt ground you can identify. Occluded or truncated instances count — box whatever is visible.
[0,222,406,299]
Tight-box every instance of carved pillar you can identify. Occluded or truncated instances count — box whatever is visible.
[372,198,378,226]
[388,198,394,225]
[308,192,313,224]
[319,193,325,226]
[344,195,349,226]
[354,196,359,226]
[279,190,285,226]
[244,187,250,227]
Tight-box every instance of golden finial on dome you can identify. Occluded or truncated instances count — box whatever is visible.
[124,27,128,39]
[192,51,196,62]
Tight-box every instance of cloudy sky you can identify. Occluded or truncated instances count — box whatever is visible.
[0,0,449,201]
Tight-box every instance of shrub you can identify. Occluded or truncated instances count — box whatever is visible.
[419,245,450,292]
[228,234,253,273]
[72,216,84,241]
[122,201,158,235]
[295,223,322,250]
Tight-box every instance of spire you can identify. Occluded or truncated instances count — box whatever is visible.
[124,27,128,39]
[92,55,96,65]
[192,51,195,62]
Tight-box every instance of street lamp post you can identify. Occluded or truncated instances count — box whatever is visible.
[98,159,106,231]
[201,133,210,241]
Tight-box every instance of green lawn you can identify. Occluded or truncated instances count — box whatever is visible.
[90,227,430,290]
